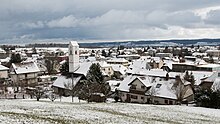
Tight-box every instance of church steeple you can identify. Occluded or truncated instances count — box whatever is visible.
[69,41,79,72]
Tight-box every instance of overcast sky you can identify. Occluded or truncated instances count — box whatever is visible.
[1,0,220,43]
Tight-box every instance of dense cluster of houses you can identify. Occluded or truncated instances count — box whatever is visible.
[0,42,220,105]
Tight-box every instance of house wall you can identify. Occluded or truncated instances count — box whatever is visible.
[183,85,194,102]
[120,91,176,105]
[200,82,213,90]
[10,72,38,87]
[131,79,147,91]
[153,97,176,105]
[102,67,114,76]
[0,70,8,78]
[120,92,149,103]
[158,60,164,69]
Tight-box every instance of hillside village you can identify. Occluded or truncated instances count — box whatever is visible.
[0,41,220,108]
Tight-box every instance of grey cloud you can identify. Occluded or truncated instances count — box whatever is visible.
[1,0,220,42]
[205,9,220,25]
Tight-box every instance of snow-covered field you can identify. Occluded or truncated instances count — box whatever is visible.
[0,99,219,124]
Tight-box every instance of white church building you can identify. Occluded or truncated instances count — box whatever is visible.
[52,41,92,96]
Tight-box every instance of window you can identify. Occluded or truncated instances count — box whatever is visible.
[131,95,137,99]
[141,97,144,100]
[141,85,145,89]
[218,72,220,77]
[75,50,77,55]
[169,100,173,105]
[131,85,136,89]
[154,100,159,104]
[165,100,168,104]
[156,84,162,88]
[70,50,72,55]
[121,93,124,97]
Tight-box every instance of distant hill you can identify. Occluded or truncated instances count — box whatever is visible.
[24,38,220,48]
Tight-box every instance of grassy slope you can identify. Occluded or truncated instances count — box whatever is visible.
[0,99,219,124]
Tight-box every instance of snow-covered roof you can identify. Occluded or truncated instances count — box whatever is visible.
[99,61,111,68]
[107,58,128,63]
[163,60,173,69]
[69,41,79,46]
[106,80,121,92]
[194,59,207,65]
[201,71,219,83]
[211,78,220,92]
[39,75,51,79]
[197,64,220,68]
[111,64,127,75]
[150,57,161,63]
[119,75,177,100]
[189,71,213,85]
[12,62,40,74]
[127,60,151,74]
[0,65,9,71]
[135,76,152,87]
[192,52,207,57]
[74,62,92,76]
[146,79,177,100]
[0,57,10,63]
[117,54,140,58]
[118,75,153,92]
[86,57,96,62]
[0,48,6,53]
[52,75,82,89]
[118,75,138,92]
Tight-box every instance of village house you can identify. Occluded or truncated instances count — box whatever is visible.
[200,72,220,90]
[0,65,9,94]
[107,58,129,67]
[10,61,40,92]
[52,41,92,96]
[148,57,164,69]
[99,61,114,77]
[118,75,194,105]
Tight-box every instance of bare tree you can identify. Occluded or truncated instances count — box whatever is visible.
[173,76,186,104]
[48,91,57,102]
[30,86,47,101]
[64,77,80,102]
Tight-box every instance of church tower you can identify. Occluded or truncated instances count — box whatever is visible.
[69,41,80,73]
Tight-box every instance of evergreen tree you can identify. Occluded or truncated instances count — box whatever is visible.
[189,72,195,90]
[60,61,69,75]
[88,63,104,83]
[78,63,110,102]
[184,71,195,91]
[195,88,220,109]
[10,53,22,63]
[101,50,107,57]
[184,71,189,81]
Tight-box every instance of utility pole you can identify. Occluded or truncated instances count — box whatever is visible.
[71,73,74,102]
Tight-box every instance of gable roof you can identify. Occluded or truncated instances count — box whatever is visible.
[118,75,152,92]
[146,79,177,100]
[0,65,9,71]
[74,62,92,76]
[111,64,127,75]
[201,71,219,83]
[52,75,82,89]
[11,62,40,74]
[211,77,220,92]
[118,75,137,92]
